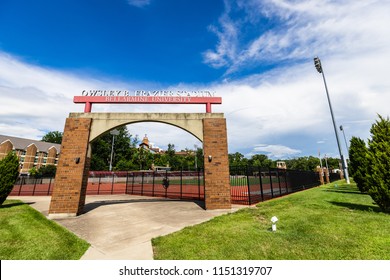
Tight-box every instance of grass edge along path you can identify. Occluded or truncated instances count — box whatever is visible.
[152,180,390,260]
[0,199,90,260]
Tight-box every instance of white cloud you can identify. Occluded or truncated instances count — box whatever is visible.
[202,0,239,68]
[0,52,202,151]
[251,144,301,158]
[199,0,390,158]
[204,0,390,74]
[0,53,126,137]
[127,0,151,8]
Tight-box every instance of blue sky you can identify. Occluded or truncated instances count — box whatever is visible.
[0,0,224,83]
[1,0,390,161]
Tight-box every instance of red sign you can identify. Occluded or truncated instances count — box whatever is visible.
[74,95,222,113]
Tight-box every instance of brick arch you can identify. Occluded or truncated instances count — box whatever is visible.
[49,112,231,218]
[79,112,207,143]
[92,119,202,142]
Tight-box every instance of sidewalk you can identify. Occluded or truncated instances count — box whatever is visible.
[10,195,246,260]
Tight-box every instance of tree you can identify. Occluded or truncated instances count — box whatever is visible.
[137,147,154,170]
[152,153,168,168]
[284,156,319,171]
[115,159,138,171]
[0,152,20,205]
[349,137,369,192]
[283,156,340,171]
[248,154,272,168]
[90,126,138,171]
[165,144,181,170]
[195,147,204,169]
[285,157,308,170]
[366,115,390,213]
[325,157,342,170]
[41,131,63,144]
[28,167,38,177]
[37,164,57,177]
[228,152,248,167]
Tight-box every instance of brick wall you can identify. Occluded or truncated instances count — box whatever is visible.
[203,118,231,209]
[49,118,92,216]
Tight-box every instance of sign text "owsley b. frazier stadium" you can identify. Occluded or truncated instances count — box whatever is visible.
[81,90,215,97]
[75,90,221,113]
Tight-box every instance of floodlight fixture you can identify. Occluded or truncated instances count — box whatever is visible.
[314,57,322,73]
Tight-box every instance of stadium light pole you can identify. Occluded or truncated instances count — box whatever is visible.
[314,57,350,184]
[339,125,350,159]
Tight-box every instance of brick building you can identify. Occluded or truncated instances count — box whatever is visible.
[0,134,61,174]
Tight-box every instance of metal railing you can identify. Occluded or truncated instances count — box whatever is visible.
[88,169,204,200]
[11,169,205,201]
[11,167,339,206]
[10,177,55,196]
[230,166,336,205]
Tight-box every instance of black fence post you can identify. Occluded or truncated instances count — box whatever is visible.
[97,174,101,195]
[180,168,183,199]
[32,177,37,196]
[141,172,144,196]
[125,172,129,194]
[111,173,115,194]
[284,170,289,194]
[277,169,282,196]
[197,168,201,201]
[152,171,155,197]
[18,177,23,196]
[47,177,52,195]
[258,166,264,202]
[165,170,168,198]
[269,168,274,198]
[131,173,135,194]
[246,166,251,205]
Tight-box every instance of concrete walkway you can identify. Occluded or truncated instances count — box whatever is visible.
[9,195,247,260]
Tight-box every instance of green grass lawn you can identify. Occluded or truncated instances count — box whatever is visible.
[152,180,390,260]
[0,200,90,260]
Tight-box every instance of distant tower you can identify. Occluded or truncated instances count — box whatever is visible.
[139,134,150,149]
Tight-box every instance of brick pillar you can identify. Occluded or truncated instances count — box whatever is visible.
[203,118,231,210]
[324,168,330,184]
[317,167,324,185]
[49,118,92,218]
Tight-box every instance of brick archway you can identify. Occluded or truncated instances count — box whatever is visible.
[48,112,231,218]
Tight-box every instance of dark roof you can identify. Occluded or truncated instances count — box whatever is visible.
[0,134,61,153]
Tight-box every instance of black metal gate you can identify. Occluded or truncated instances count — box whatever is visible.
[125,169,204,200]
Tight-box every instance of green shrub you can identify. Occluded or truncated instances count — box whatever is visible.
[349,137,369,192]
[366,115,390,213]
[0,152,20,205]
[37,164,57,177]
[28,167,38,177]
